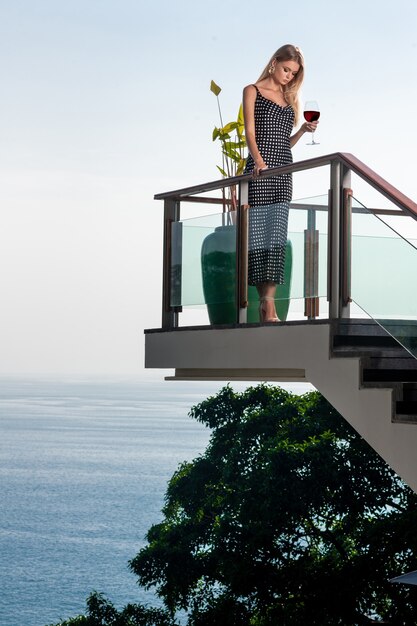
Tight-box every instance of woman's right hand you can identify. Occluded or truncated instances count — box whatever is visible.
[253,160,268,177]
[301,120,319,134]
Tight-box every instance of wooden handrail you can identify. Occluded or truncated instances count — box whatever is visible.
[154,152,417,221]
[338,153,417,220]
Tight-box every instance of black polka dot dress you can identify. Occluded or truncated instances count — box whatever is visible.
[244,85,294,286]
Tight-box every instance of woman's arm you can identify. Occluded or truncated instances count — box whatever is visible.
[243,85,267,176]
[290,121,318,148]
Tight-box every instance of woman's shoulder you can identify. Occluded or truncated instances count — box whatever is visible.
[243,83,259,99]
[243,83,261,91]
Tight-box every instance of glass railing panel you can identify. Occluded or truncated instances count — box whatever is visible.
[351,196,417,357]
[171,211,237,308]
[170,194,329,323]
[287,195,329,320]
[351,172,417,245]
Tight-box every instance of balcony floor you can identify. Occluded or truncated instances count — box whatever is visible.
[145,319,330,381]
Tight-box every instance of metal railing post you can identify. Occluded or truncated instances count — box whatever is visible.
[237,181,249,323]
[328,161,352,320]
[340,165,352,319]
[304,207,320,319]
[162,198,181,329]
[328,161,341,319]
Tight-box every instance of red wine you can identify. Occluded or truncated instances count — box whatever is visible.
[304,110,320,122]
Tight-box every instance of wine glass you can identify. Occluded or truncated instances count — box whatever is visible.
[304,100,320,145]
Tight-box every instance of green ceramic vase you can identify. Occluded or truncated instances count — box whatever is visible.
[201,225,292,324]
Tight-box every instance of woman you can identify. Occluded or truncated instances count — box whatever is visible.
[243,44,318,322]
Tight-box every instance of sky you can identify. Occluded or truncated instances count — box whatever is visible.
[0,0,416,377]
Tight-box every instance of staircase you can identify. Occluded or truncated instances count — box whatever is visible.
[331,320,417,424]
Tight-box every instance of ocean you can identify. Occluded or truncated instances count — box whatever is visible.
[0,376,234,626]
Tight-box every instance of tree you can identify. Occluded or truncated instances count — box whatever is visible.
[130,385,417,625]
[47,591,177,626]
[50,385,417,625]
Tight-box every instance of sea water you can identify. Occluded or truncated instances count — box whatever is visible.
[0,376,231,626]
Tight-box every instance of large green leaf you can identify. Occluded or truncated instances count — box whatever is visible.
[237,103,244,126]
[223,140,246,150]
[216,165,227,177]
[210,80,221,96]
[237,104,245,140]
[221,121,238,134]
[223,147,241,162]
[212,127,220,141]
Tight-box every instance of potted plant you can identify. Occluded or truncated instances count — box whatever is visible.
[201,81,292,324]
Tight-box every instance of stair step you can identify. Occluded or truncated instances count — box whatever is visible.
[362,350,417,365]
[333,320,417,350]
[363,356,417,370]
[363,369,417,383]
[396,400,417,415]
[378,320,417,337]
[402,383,417,401]
[335,318,417,329]
[393,413,417,425]
[332,345,406,358]
[333,334,398,348]
[333,319,391,338]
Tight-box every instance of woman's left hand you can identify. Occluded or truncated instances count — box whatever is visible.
[301,121,319,133]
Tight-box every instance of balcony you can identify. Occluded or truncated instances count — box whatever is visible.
[145,153,417,492]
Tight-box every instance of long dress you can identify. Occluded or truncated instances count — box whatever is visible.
[244,85,294,286]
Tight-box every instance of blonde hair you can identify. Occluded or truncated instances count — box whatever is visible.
[257,44,305,125]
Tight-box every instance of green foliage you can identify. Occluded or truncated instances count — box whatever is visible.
[47,591,177,626]
[130,385,417,625]
[48,617,89,626]
[210,81,247,211]
[48,385,417,625]
[210,80,221,97]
